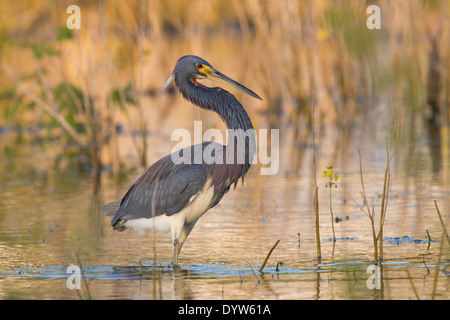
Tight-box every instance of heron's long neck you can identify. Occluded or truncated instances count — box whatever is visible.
[176,76,255,188]
[176,77,254,132]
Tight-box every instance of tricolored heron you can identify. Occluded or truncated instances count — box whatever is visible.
[102,55,262,266]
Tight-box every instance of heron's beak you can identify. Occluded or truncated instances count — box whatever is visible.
[208,68,262,101]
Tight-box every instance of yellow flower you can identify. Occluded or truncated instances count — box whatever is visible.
[316,28,330,42]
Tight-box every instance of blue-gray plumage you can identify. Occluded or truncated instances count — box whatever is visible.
[102,55,262,266]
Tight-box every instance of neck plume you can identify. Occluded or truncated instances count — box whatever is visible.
[175,74,255,188]
[175,75,254,131]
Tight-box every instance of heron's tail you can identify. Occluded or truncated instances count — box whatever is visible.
[100,198,122,216]
[101,197,128,232]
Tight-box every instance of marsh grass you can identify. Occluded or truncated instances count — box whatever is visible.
[311,91,321,261]
[1,0,448,179]
[431,201,449,300]
[353,140,392,264]
[151,181,163,299]
[323,166,339,242]
[405,269,420,300]
[433,201,450,247]
[258,239,280,273]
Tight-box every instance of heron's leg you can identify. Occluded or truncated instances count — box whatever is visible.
[172,239,180,267]
[171,227,181,267]
[176,221,198,257]
[170,220,198,266]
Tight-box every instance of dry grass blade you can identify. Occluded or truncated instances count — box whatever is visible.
[358,150,372,219]
[359,150,378,263]
[433,201,450,247]
[74,247,92,300]
[376,140,392,261]
[431,201,449,300]
[311,91,321,260]
[405,269,420,300]
[259,240,280,273]
[431,231,445,300]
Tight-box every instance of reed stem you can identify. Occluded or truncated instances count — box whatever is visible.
[434,200,450,247]
[329,180,336,241]
[312,91,321,260]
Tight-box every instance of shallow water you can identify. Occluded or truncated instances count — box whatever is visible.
[0,119,449,300]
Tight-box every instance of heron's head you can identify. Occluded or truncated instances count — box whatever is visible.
[163,55,262,100]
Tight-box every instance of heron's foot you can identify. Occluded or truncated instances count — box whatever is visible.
[170,262,181,272]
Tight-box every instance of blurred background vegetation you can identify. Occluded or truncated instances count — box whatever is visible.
[0,0,448,192]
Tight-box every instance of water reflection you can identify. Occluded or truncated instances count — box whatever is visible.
[0,117,449,300]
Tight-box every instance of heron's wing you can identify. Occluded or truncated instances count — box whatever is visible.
[110,164,207,225]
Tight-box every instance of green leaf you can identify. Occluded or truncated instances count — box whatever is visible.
[56,26,74,42]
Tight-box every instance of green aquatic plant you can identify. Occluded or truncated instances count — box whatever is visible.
[323,166,339,241]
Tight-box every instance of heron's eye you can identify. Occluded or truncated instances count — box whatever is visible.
[196,63,203,69]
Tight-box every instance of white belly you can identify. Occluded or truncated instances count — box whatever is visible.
[124,179,214,235]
